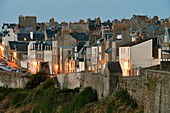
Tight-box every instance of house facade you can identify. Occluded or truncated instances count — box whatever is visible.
[28,41,52,74]
[119,38,161,76]
[2,29,17,60]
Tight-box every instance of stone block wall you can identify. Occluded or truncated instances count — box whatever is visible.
[80,72,105,99]
[56,70,170,113]
[118,76,146,105]
[56,72,81,89]
[56,72,107,99]
[144,70,170,113]
[0,72,29,88]
[119,70,170,113]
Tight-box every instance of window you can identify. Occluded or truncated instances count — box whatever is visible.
[164,36,168,42]
[128,48,130,57]
[99,46,102,52]
[68,50,71,55]
[75,47,77,52]
[123,48,125,55]
[99,54,101,61]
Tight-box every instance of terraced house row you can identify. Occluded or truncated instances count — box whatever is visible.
[1,15,170,75]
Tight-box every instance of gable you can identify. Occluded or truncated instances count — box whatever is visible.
[58,33,76,47]
[131,39,153,60]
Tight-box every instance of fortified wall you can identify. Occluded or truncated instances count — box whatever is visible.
[56,72,119,99]
[1,69,169,112]
[56,72,105,99]
[144,70,170,113]
[0,71,29,88]
[119,70,170,113]
[57,70,170,113]
[118,76,146,105]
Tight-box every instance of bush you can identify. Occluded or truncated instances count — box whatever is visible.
[41,78,55,89]
[106,100,118,113]
[105,89,139,113]
[25,71,48,89]
[60,87,98,113]
[74,87,80,94]
[115,89,138,109]
[0,87,13,101]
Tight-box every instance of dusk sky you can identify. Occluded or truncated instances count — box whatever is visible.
[0,0,170,25]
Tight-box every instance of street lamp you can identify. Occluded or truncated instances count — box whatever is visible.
[0,45,4,51]
[66,62,69,73]
[31,60,38,74]
[13,51,17,59]
[54,64,58,74]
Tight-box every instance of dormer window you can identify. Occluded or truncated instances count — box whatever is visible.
[75,46,77,52]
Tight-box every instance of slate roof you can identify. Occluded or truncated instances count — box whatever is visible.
[154,29,165,36]
[15,42,29,51]
[70,33,89,41]
[56,26,62,31]
[20,26,34,33]
[105,47,112,54]
[8,41,29,52]
[76,42,86,53]
[9,41,17,50]
[120,38,153,47]
[107,62,122,73]
[9,24,17,28]
[17,33,45,41]
[46,29,55,38]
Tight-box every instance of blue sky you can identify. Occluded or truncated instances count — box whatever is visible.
[0,0,170,25]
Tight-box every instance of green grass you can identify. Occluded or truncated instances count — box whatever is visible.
[60,87,98,113]
[11,90,29,107]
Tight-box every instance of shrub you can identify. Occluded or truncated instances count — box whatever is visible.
[106,100,118,113]
[60,87,98,113]
[41,78,55,89]
[115,89,138,109]
[0,87,13,101]
[74,87,80,94]
[25,71,48,89]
